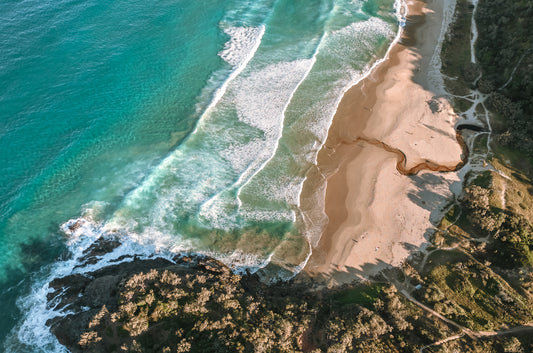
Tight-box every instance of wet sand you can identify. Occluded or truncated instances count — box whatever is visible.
[302,0,464,284]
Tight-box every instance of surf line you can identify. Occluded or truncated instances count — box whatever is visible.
[192,25,266,135]
[310,0,408,168]
[234,35,326,208]
[339,132,468,176]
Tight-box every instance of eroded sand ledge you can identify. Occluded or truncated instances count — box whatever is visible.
[302,0,463,284]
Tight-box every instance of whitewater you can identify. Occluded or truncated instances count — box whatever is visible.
[0,0,405,350]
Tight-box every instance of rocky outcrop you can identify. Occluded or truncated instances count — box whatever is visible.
[45,244,463,353]
[46,252,238,353]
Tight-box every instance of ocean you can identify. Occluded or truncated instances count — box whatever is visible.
[0,0,403,350]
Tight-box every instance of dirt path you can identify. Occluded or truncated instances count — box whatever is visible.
[395,4,533,348]
[385,273,533,352]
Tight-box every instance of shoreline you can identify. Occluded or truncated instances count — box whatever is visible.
[302,0,464,283]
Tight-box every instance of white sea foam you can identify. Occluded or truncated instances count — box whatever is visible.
[230,59,313,175]
[203,249,273,275]
[279,242,313,281]
[233,59,313,135]
[15,214,266,319]
[219,26,264,67]
[222,138,265,172]
[201,36,325,226]
[105,24,270,236]
[272,175,306,207]
[232,29,324,200]
[7,3,413,349]
[242,209,296,223]
[193,25,265,134]
[328,16,394,52]
[291,0,406,247]
[5,212,272,352]
[301,173,330,247]
[5,219,109,352]
[306,16,397,142]
[220,0,274,29]
[5,280,69,353]
[198,58,315,227]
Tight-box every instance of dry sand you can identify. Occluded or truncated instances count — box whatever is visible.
[302,0,464,284]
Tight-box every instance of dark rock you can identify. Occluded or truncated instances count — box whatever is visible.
[82,275,121,308]
[48,274,91,312]
[426,98,441,113]
[75,237,122,268]
[45,254,233,352]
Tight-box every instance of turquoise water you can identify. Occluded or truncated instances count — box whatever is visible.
[0,0,401,350]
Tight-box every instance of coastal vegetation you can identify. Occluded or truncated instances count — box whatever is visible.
[476,0,533,158]
[47,253,460,353]
[441,0,476,96]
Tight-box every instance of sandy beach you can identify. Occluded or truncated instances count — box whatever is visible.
[302,0,464,284]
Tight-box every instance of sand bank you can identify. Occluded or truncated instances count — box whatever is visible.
[302,0,464,284]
